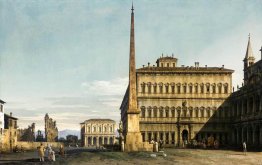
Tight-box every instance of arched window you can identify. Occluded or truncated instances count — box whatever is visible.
[212,84,216,93]
[200,107,205,117]
[195,83,198,93]
[171,108,175,117]
[165,84,169,93]
[99,126,102,133]
[206,107,211,117]
[153,83,157,93]
[224,83,228,93]
[218,83,222,94]
[200,84,204,93]
[195,107,199,117]
[88,126,91,132]
[93,126,96,132]
[159,107,164,117]
[104,126,107,132]
[141,107,146,118]
[153,106,158,117]
[110,126,113,132]
[189,83,193,94]
[165,107,169,117]
[148,107,152,118]
[183,84,187,93]
[171,83,175,94]
[159,83,163,93]
[147,83,151,94]
[141,83,146,93]
[206,83,210,93]
[177,83,181,94]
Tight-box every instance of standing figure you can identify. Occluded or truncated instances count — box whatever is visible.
[37,143,45,162]
[51,150,56,161]
[243,142,247,155]
[59,145,65,157]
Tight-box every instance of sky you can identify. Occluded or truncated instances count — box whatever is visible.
[0,0,262,131]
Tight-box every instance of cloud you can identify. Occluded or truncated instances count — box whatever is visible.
[81,77,128,96]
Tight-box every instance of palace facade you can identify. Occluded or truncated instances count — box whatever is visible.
[80,119,116,147]
[119,6,262,149]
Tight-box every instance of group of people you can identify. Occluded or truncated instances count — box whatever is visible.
[150,139,164,152]
[37,143,65,162]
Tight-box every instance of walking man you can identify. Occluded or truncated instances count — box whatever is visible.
[37,143,45,162]
[243,141,247,155]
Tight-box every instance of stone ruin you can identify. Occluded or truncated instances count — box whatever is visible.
[18,123,35,142]
[45,113,58,142]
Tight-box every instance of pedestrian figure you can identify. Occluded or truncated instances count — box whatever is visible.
[51,150,56,161]
[121,140,125,152]
[155,142,159,152]
[37,143,45,162]
[59,145,65,157]
[159,139,163,150]
[243,142,247,155]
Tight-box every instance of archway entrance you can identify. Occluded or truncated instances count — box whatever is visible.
[182,130,189,142]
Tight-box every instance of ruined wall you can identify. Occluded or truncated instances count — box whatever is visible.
[45,114,58,142]
[17,123,35,142]
[16,141,64,151]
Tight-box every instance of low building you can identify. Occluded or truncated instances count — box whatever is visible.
[80,119,116,147]
[3,112,18,152]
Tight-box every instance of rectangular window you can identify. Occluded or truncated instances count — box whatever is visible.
[167,63,169,67]
[142,85,145,93]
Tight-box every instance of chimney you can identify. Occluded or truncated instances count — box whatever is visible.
[148,62,150,67]
[10,112,12,117]
[195,62,199,69]
[142,65,145,68]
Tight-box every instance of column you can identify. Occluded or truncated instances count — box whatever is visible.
[163,132,166,144]
[260,125,262,147]
[252,125,256,145]
[253,97,256,114]
[157,132,160,142]
[242,101,244,115]
[107,136,110,144]
[144,132,147,142]
[169,132,172,144]
[84,136,87,146]
[91,136,93,145]
[102,136,104,145]
[177,125,181,146]
[236,129,239,145]
[189,125,193,140]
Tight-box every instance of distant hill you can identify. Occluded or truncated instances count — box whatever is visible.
[59,129,80,139]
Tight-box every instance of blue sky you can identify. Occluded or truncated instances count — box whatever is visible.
[0,0,262,131]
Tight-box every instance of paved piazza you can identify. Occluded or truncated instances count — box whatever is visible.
[0,148,262,165]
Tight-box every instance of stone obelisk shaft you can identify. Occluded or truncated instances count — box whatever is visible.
[128,6,138,114]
